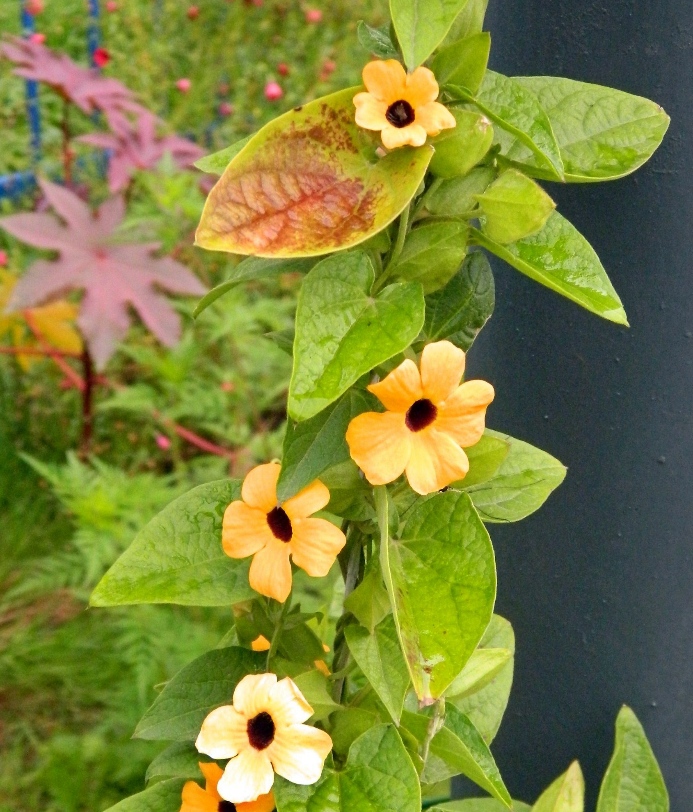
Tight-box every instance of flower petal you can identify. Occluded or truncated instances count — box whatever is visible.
[268,677,313,726]
[249,539,293,603]
[199,762,224,798]
[242,463,281,511]
[290,518,346,577]
[251,634,271,652]
[346,411,411,486]
[437,380,495,447]
[420,341,466,403]
[217,748,275,804]
[354,92,388,131]
[362,59,407,103]
[181,780,220,812]
[196,705,248,760]
[233,673,278,718]
[405,66,440,106]
[283,479,330,520]
[416,101,457,136]
[223,501,273,559]
[405,429,470,495]
[239,792,276,812]
[381,123,428,149]
[368,359,422,412]
[269,724,333,785]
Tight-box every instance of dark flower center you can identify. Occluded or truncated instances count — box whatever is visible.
[267,506,292,542]
[385,99,415,128]
[405,399,438,432]
[218,802,237,812]
[247,711,276,750]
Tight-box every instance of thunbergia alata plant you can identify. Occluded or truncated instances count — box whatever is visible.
[91,3,671,811]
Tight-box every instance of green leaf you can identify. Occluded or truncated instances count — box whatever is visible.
[266,328,295,355]
[532,762,584,812]
[277,390,376,501]
[426,705,511,806]
[293,670,341,722]
[430,801,531,812]
[430,110,494,179]
[91,480,253,607]
[463,430,566,523]
[343,561,391,632]
[450,615,515,743]
[345,615,411,723]
[444,647,512,699]
[194,136,252,174]
[289,251,425,421]
[472,211,627,325]
[419,252,495,351]
[321,460,376,522]
[357,21,399,58]
[196,88,432,258]
[444,0,489,40]
[100,778,186,812]
[424,167,496,217]
[391,0,472,69]
[504,77,670,182]
[477,170,555,244]
[389,220,469,293]
[459,433,510,489]
[145,742,202,785]
[330,707,382,755]
[596,707,669,812]
[193,257,314,318]
[275,724,420,812]
[432,33,491,95]
[450,71,564,180]
[382,490,496,701]
[134,646,265,741]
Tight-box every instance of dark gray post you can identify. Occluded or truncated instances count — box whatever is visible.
[463,0,692,807]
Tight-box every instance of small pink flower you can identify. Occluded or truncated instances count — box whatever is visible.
[219,101,234,116]
[187,5,200,19]
[176,78,192,93]
[220,381,235,392]
[93,47,110,68]
[0,250,8,267]
[305,8,322,23]
[25,0,44,16]
[156,434,172,450]
[264,81,283,101]
[322,59,336,75]
[277,62,290,76]
[29,32,46,44]
[105,0,119,11]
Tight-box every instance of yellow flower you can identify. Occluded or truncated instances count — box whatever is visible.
[180,762,275,812]
[251,635,271,652]
[223,463,346,604]
[346,341,494,495]
[195,673,333,803]
[353,59,456,150]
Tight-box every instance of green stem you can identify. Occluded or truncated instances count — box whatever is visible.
[266,595,292,669]
[421,697,446,766]
[373,202,411,293]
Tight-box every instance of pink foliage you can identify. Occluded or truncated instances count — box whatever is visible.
[0,179,206,369]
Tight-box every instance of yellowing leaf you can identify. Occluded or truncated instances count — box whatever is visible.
[196,88,433,258]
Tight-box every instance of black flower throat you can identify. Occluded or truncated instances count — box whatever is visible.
[385,99,415,128]
[247,711,276,750]
[267,506,292,542]
[405,399,438,432]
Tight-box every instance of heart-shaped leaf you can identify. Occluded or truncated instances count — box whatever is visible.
[100,778,186,812]
[196,88,432,258]
[289,251,425,421]
[391,0,473,69]
[145,742,202,785]
[432,33,492,95]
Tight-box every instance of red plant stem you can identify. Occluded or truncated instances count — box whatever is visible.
[81,347,94,452]
[22,311,85,391]
[0,346,82,358]
[152,409,236,459]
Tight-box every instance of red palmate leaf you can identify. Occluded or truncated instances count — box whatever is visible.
[0,179,206,368]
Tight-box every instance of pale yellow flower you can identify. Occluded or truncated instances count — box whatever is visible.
[353,59,456,149]
[195,673,332,803]
[346,341,494,495]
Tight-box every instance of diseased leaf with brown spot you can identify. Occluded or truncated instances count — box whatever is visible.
[195,88,433,258]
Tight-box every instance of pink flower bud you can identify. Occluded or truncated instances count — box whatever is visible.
[219,101,234,116]
[277,62,290,76]
[305,8,322,23]
[176,78,192,93]
[105,0,119,11]
[29,32,46,44]
[156,434,172,450]
[322,59,336,75]
[220,381,235,392]
[187,5,200,19]
[25,0,44,16]
[264,81,283,101]
[93,47,110,68]
[0,250,8,267]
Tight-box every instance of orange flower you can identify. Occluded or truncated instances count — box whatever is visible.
[346,341,494,495]
[180,761,275,812]
[196,673,332,803]
[353,59,456,150]
[223,464,346,603]
[251,635,271,652]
